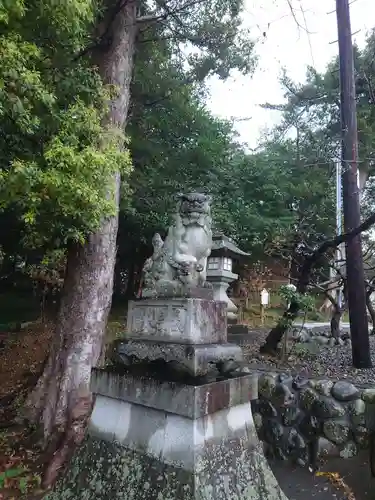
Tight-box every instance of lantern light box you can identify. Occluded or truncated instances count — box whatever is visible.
[206,233,250,321]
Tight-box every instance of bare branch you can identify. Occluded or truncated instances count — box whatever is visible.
[324,290,339,309]
[260,210,375,354]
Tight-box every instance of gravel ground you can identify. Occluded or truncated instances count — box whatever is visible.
[238,328,375,386]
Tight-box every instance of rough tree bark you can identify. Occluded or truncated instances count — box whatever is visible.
[260,211,375,355]
[326,292,344,341]
[23,0,138,488]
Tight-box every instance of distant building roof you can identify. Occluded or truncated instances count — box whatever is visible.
[211,233,250,258]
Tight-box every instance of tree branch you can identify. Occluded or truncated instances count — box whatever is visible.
[260,210,375,354]
[309,210,375,261]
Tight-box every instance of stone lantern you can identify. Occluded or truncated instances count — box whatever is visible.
[206,233,250,321]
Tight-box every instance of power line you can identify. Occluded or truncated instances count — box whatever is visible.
[329,28,361,44]
[230,0,375,150]
[327,0,360,15]
[239,157,375,169]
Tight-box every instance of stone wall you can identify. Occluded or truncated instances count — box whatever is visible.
[251,371,375,466]
[291,325,351,347]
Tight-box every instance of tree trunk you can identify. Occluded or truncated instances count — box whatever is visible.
[23,0,138,488]
[133,261,144,299]
[330,309,341,341]
[329,298,343,341]
[289,246,300,282]
[127,249,148,299]
[260,260,311,355]
[319,290,343,341]
[125,259,137,299]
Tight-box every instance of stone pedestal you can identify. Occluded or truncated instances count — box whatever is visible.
[113,339,243,378]
[206,269,239,320]
[227,324,250,345]
[47,297,287,500]
[47,370,288,500]
[114,298,244,381]
[126,298,227,344]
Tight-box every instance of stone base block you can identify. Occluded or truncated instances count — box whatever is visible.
[112,339,243,378]
[228,324,249,335]
[47,395,288,500]
[91,369,258,418]
[127,298,227,344]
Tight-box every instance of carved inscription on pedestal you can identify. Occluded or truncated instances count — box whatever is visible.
[128,303,187,340]
[126,299,227,344]
[170,305,186,335]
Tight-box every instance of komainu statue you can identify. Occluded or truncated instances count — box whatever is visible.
[141,192,213,298]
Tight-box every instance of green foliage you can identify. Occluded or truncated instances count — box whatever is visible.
[0,467,25,490]
[0,0,335,303]
[271,29,375,196]
[0,0,261,295]
[0,465,41,494]
[0,0,25,24]
[256,32,375,283]
[116,13,336,282]
[218,136,335,262]
[120,15,321,265]
[0,0,132,248]
[121,24,250,254]
[0,467,25,483]
[278,284,315,330]
[2,101,132,244]
[26,248,66,291]
[279,284,315,312]
[0,0,259,260]
[148,0,256,81]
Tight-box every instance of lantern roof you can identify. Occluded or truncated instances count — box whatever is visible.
[210,233,250,258]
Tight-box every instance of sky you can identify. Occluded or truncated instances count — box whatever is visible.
[207,0,375,149]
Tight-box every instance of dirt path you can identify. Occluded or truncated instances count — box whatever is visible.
[0,324,52,498]
[271,451,374,500]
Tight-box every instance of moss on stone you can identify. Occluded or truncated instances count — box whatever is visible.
[258,373,277,399]
[362,388,375,404]
[46,434,287,500]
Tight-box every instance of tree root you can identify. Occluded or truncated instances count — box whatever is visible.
[42,395,93,489]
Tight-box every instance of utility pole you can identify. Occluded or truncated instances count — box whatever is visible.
[335,160,343,311]
[336,0,372,367]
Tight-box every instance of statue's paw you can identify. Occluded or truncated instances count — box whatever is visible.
[202,281,213,289]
